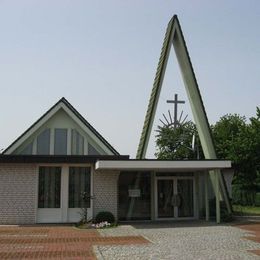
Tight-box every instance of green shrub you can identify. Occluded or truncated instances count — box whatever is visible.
[232,184,256,206]
[95,211,115,224]
[256,193,260,206]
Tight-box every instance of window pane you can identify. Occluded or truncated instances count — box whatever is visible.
[71,129,84,155]
[20,142,33,155]
[69,167,91,208]
[37,129,50,155]
[38,167,61,208]
[88,143,100,155]
[157,180,174,218]
[54,129,67,155]
[118,172,151,220]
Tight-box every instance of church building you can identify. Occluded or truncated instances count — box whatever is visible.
[0,15,232,225]
[0,97,231,224]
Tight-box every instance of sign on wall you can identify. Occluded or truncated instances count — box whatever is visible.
[128,189,141,198]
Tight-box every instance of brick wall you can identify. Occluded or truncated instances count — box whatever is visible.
[93,170,120,220]
[0,164,37,224]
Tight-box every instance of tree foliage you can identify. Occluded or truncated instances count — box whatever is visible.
[155,108,260,205]
[155,121,201,160]
[212,109,260,189]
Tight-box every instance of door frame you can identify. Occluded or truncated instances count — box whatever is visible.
[154,176,196,220]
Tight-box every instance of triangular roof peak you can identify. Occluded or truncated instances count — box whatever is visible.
[136,15,232,213]
[3,97,119,155]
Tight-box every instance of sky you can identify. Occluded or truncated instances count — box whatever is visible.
[0,0,259,158]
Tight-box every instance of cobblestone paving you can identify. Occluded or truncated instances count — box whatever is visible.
[0,225,148,259]
[234,222,260,256]
[96,221,260,260]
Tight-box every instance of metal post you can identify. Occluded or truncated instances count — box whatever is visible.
[215,173,220,224]
[205,172,209,221]
[151,171,156,221]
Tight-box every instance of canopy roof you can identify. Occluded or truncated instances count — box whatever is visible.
[95,159,231,172]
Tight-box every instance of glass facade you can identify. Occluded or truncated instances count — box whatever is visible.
[69,167,91,208]
[38,167,61,208]
[118,171,195,220]
[118,172,151,220]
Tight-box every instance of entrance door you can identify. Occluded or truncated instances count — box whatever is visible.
[37,166,92,223]
[156,178,194,219]
[37,166,63,223]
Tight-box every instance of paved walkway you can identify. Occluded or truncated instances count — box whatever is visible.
[233,221,260,257]
[0,225,148,259]
[96,221,260,260]
[1,222,260,259]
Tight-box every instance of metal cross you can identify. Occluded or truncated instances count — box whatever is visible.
[167,94,185,128]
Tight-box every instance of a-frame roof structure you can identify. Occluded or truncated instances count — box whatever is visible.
[136,15,231,213]
[3,97,120,155]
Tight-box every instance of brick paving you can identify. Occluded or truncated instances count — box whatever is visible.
[234,221,260,256]
[0,225,149,259]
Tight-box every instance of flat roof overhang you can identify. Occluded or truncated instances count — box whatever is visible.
[95,160,232,172]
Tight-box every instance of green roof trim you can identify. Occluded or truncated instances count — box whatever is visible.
[136,15,231,214]
[136,16,176,159]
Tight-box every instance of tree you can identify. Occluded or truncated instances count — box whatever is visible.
[155,121,201,160]
[211,109,260,205]
[155,108,260,205]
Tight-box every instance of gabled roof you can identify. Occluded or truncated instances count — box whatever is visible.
[3,97,120,155]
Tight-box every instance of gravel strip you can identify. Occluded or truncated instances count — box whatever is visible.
[94,222,260,260]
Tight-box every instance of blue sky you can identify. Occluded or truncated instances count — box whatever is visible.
[0,0,259,157]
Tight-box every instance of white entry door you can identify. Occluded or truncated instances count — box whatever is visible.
[155,177,195,219]
[37,166,92,223]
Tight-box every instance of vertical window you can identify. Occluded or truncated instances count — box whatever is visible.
[71,129,84,155]
[118,172,151,220]
[88,143,100,155]
[69,167,91,208]
[54,128,67,155]
[38,167,61,208]
[37,129,50,154]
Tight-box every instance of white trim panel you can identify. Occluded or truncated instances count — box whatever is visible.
[95,160,231,171]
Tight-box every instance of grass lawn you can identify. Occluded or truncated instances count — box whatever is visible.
[233,205,260,216]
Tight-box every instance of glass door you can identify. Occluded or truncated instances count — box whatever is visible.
[156,177,195,219]
[157,179,175,218]
[177,179,194,217]
[37,166,62,223]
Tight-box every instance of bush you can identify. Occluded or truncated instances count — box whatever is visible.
[256,193,260,206]
[232,184,256,206]
[95,211,115,224]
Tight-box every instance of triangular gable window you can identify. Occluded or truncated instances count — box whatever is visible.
[37,129,50,155]
[71,129,84,155]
